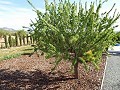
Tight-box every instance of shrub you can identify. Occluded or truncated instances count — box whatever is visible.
[28,0,120,78]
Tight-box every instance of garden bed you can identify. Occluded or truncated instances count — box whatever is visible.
[0,53,106,90]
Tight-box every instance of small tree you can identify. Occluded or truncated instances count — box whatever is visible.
[0,29,12,38]
[16,30,27,46]
[4,35,8,48]
[28,0,120,79]
[116,31,120,43]
[26,34,29,45]
[19,36,22,46]
[30,36,33,44]
[23,35,26,45]
[16,30,27,37]
[8,34,12,47]
[15,33,19,46]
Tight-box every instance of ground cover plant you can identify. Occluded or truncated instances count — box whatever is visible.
[28,0,120,79]
[0,45,34,61]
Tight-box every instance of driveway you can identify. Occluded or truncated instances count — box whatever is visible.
[102,55,120,90]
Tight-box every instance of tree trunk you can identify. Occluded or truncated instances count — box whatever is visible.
[74,61,78,79]
[15,33,18,46]
[4,35,8,48]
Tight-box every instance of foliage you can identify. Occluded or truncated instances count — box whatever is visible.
[116,31,120,43]
[30,36,33,44]
[26,34,29,45]
[12,38,16,47]
[16,30,27,37]
[19,36,22,46]
[28,0,120,78]
[4,35,8,48]
[0,29,11,38]
[8,34,12,47]
[23,35,26,45]
[8,35,16,47]
[15,33,19,46]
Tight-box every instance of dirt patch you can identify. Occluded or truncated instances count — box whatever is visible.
[0,54,106,90]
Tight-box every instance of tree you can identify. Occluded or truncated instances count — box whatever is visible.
[116,31,120,43]
[8,34,12,47]
[15,33,19,46]
[0,29,10,38]
[4,35,8,48]
[16,30,27,46]
[28,0,120,79]
[16,30,27,37]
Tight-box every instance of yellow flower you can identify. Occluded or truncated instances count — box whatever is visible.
[91,57,95,61]
[86,50,92,55]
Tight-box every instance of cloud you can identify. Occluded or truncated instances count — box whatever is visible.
[0,0,119,31]
[0,1,13,5]
[0,1,44,30]
[0,8,37,30]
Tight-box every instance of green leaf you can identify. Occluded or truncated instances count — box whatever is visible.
[78,57,89,71]
[72,59,77,66]
[28,0,120,73]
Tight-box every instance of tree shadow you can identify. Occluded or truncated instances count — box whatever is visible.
[23,48,33,51]
[21,53,33,56]
[0,69,75,90]
[22,48,34,56]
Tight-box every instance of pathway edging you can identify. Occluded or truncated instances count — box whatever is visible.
[100,56,108,90]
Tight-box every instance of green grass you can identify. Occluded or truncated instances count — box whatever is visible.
[0,45,34,61]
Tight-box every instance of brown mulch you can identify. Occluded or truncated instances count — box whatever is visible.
[0,53,106,90]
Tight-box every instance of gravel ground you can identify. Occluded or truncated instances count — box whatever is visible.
[102,54,120,90]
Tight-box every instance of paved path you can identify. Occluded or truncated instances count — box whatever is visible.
[102,55,120,90]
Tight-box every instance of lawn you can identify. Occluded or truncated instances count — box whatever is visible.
[0,45,34,60]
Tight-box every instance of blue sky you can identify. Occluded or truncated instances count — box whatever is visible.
[0,0,120,31]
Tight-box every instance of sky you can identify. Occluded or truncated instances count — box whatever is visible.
[0,0,120,31]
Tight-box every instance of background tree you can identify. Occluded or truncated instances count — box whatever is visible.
[116,31,120,43]
[16,30,27,46]
[0,29,11,38]
[28,0,120,79]
[23,35,26,45]
[15,33,19,46]
[4,35,8,48]
[8,34,12,47]
[16,30,27,37]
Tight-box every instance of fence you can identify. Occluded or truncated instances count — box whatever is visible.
[0,34,34,49]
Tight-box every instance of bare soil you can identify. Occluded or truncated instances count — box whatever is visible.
[0,53,106,90]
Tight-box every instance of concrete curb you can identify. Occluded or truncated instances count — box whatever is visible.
[100,56,108,90]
